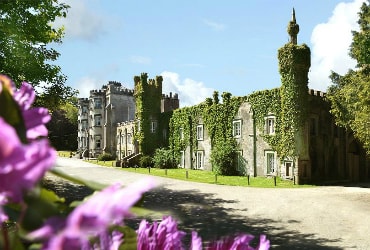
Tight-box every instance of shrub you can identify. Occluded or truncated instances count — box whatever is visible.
[211,140,238,176]
[152,148,178,169]
[98,153,115,161]
[140,155,153,168]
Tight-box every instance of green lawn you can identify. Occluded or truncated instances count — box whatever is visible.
[57,151,75,157]
[84,159,314,188]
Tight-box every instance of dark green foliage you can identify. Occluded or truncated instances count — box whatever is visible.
[140,155,153,168]
[211,139,238,176]
[327,1,370,154]
[47,109,77,151]
[169,93,246,174]
[98,153,115,161]
[134,74,163,155]
[248,88,282,152]
[278,43,310,158]
[0,0,77,111]
[152,148,178,169]
[349,1,370,67]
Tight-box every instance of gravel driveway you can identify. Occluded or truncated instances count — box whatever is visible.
[46,157,370,249]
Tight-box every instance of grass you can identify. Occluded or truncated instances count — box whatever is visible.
[83,159,314,188]
[57,151,75,157]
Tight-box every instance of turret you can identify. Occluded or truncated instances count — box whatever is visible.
[278,9,311,184]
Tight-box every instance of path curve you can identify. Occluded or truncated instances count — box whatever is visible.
[51,157,370,249]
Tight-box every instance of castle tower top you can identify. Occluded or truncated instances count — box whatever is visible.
[287,8,299,45]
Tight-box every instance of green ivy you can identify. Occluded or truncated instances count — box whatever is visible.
[278,43,310,158]
[169,42,311,172]
[169,92,246,174]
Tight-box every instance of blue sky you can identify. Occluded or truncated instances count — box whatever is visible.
[55,0,365,107]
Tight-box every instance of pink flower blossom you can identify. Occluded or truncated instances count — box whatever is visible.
[137,216,186,250]
[203,233,270,250]
[30,178,155,250]
[13,81,51,139]
[0,117,56,204]
[0,75,51,139]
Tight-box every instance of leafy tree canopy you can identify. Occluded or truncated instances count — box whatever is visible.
[327,1,370,154]
[0,0,76,110]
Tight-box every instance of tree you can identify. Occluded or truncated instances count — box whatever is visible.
[47,97,78,151]
[326,1,370,154]
[0,0,76,110]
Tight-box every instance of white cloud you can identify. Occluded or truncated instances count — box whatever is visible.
[203,19,226,31]
[130,56,152,64]
[75,77,104,98]
[53,0,110,41]
[309,0,365,91]
[161,71,214,107]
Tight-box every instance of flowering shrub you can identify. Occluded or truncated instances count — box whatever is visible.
[0,75,270,249]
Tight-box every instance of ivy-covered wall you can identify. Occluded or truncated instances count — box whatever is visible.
[278,43,311,160]
[134,73,162,155]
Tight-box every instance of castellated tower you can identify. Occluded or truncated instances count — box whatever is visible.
[103,81,135,155]
[278,8,311,184]
[134,73,163,155]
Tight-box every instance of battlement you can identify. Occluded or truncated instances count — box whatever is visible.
[162,92,179,100]
[90,89,106,96]
[134,73,162,89]
[107,83,134,96]
[78,98,89,102]
[108,81,122,87]
[308,89,326,97]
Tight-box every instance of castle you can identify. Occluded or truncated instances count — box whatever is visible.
[77,10,369,184]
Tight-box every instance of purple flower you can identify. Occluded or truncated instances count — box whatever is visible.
[203,234,270,250]
[137,216,186,250]
[0,193,8,223]
[190,231,202,250]
[0,75,51,139]
[30,178,155,250]
[0,118,56,204]
[14,81,51,139]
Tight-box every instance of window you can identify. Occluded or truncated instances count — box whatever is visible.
[179,128,184,140]
[82,106,88,114]
[82,120,88,130]
[95,135,101,149]
[233,120,242,137]
[150,120,157,133]
[180,151,185,168]
[94,98,102,109]
[265,116,276,135]
[137,120,141,131]
[127,133,132,144]
[195,151,204,169]
[197,125,204,140]
[94,115,101,126]
[265,151,276,174]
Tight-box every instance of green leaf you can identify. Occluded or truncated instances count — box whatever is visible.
[0,224,26,250]
[0,85,27,143]
[21,188,65,231]
[112,226,137,250]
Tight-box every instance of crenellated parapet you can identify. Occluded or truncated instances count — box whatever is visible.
[308,89,325,97]
[90,89,106,96]
[106,81,134,96]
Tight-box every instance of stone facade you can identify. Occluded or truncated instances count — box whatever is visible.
[77,81,135,158]
[115,73,180,166]
[168,10,370,184]
[77,10,369,184]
